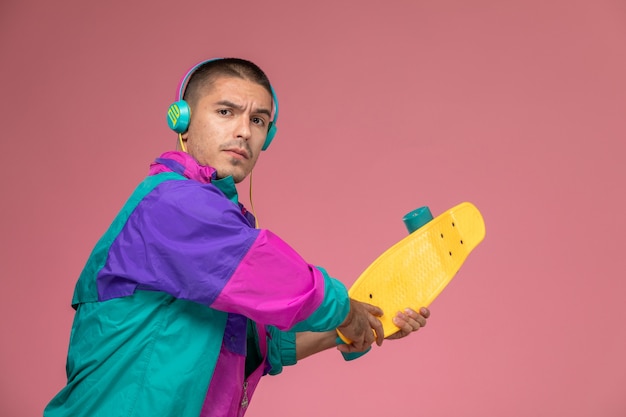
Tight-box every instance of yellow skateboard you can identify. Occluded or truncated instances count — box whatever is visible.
[337,202,485,358]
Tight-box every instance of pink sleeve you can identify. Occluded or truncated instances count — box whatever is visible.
[211,230,348,331]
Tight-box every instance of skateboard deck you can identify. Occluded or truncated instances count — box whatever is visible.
[338,202,485,345]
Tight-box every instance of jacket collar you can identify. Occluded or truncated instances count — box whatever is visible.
[150,151,239,204]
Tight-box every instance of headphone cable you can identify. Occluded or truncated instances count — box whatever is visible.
[249,171,259,228]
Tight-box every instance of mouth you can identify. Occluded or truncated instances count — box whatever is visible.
[224,148,249,160]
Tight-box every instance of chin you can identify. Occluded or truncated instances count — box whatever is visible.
[216,169,247,183]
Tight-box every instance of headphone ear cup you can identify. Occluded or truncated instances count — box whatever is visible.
[262,122,277,151]
[167,100,191,133]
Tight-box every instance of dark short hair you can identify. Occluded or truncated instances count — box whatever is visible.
[182,58,273,107]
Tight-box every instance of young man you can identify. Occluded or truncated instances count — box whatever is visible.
[44,58,430,417]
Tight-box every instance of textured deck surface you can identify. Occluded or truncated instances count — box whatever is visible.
[349,202,486,338]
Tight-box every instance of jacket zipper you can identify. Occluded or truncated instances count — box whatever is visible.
[240,381,249,410]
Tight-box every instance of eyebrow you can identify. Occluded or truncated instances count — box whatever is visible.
[215,100,272,118]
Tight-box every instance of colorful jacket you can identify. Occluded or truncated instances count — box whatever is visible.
[44,151,350,417]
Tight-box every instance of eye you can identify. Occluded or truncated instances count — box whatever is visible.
[217,109,232,116]
[251,117,266,126]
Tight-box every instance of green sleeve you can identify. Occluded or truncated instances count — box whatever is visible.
[266,326,297,376]
[265,266,352,375]
[287,266,350,333]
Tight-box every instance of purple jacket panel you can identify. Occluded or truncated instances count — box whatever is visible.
[97,178,259,306]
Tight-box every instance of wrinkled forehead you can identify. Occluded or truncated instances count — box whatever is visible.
[191,74,276,118]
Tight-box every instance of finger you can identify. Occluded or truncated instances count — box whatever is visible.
[353,334,370,351]
[338,341,356,353]
[392,311,421,334]
[347,339,363,351]
[352,326,371,351]
[420,307,430,319]
[412,311,427,328]
[338,342,369,353]
[363,302,384,317]
[368,314,384,346]
[392,312,412,333]
[405,308,428,328]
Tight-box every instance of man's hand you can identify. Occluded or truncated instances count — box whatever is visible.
[336,299,384,352]
[295,306,431,360]
[386,307,430,340]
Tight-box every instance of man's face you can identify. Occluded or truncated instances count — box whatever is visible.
[182,76,273,183]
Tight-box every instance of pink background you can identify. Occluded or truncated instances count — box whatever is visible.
[1,0,625,416]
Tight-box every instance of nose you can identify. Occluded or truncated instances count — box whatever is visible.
[235,115,252,140]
